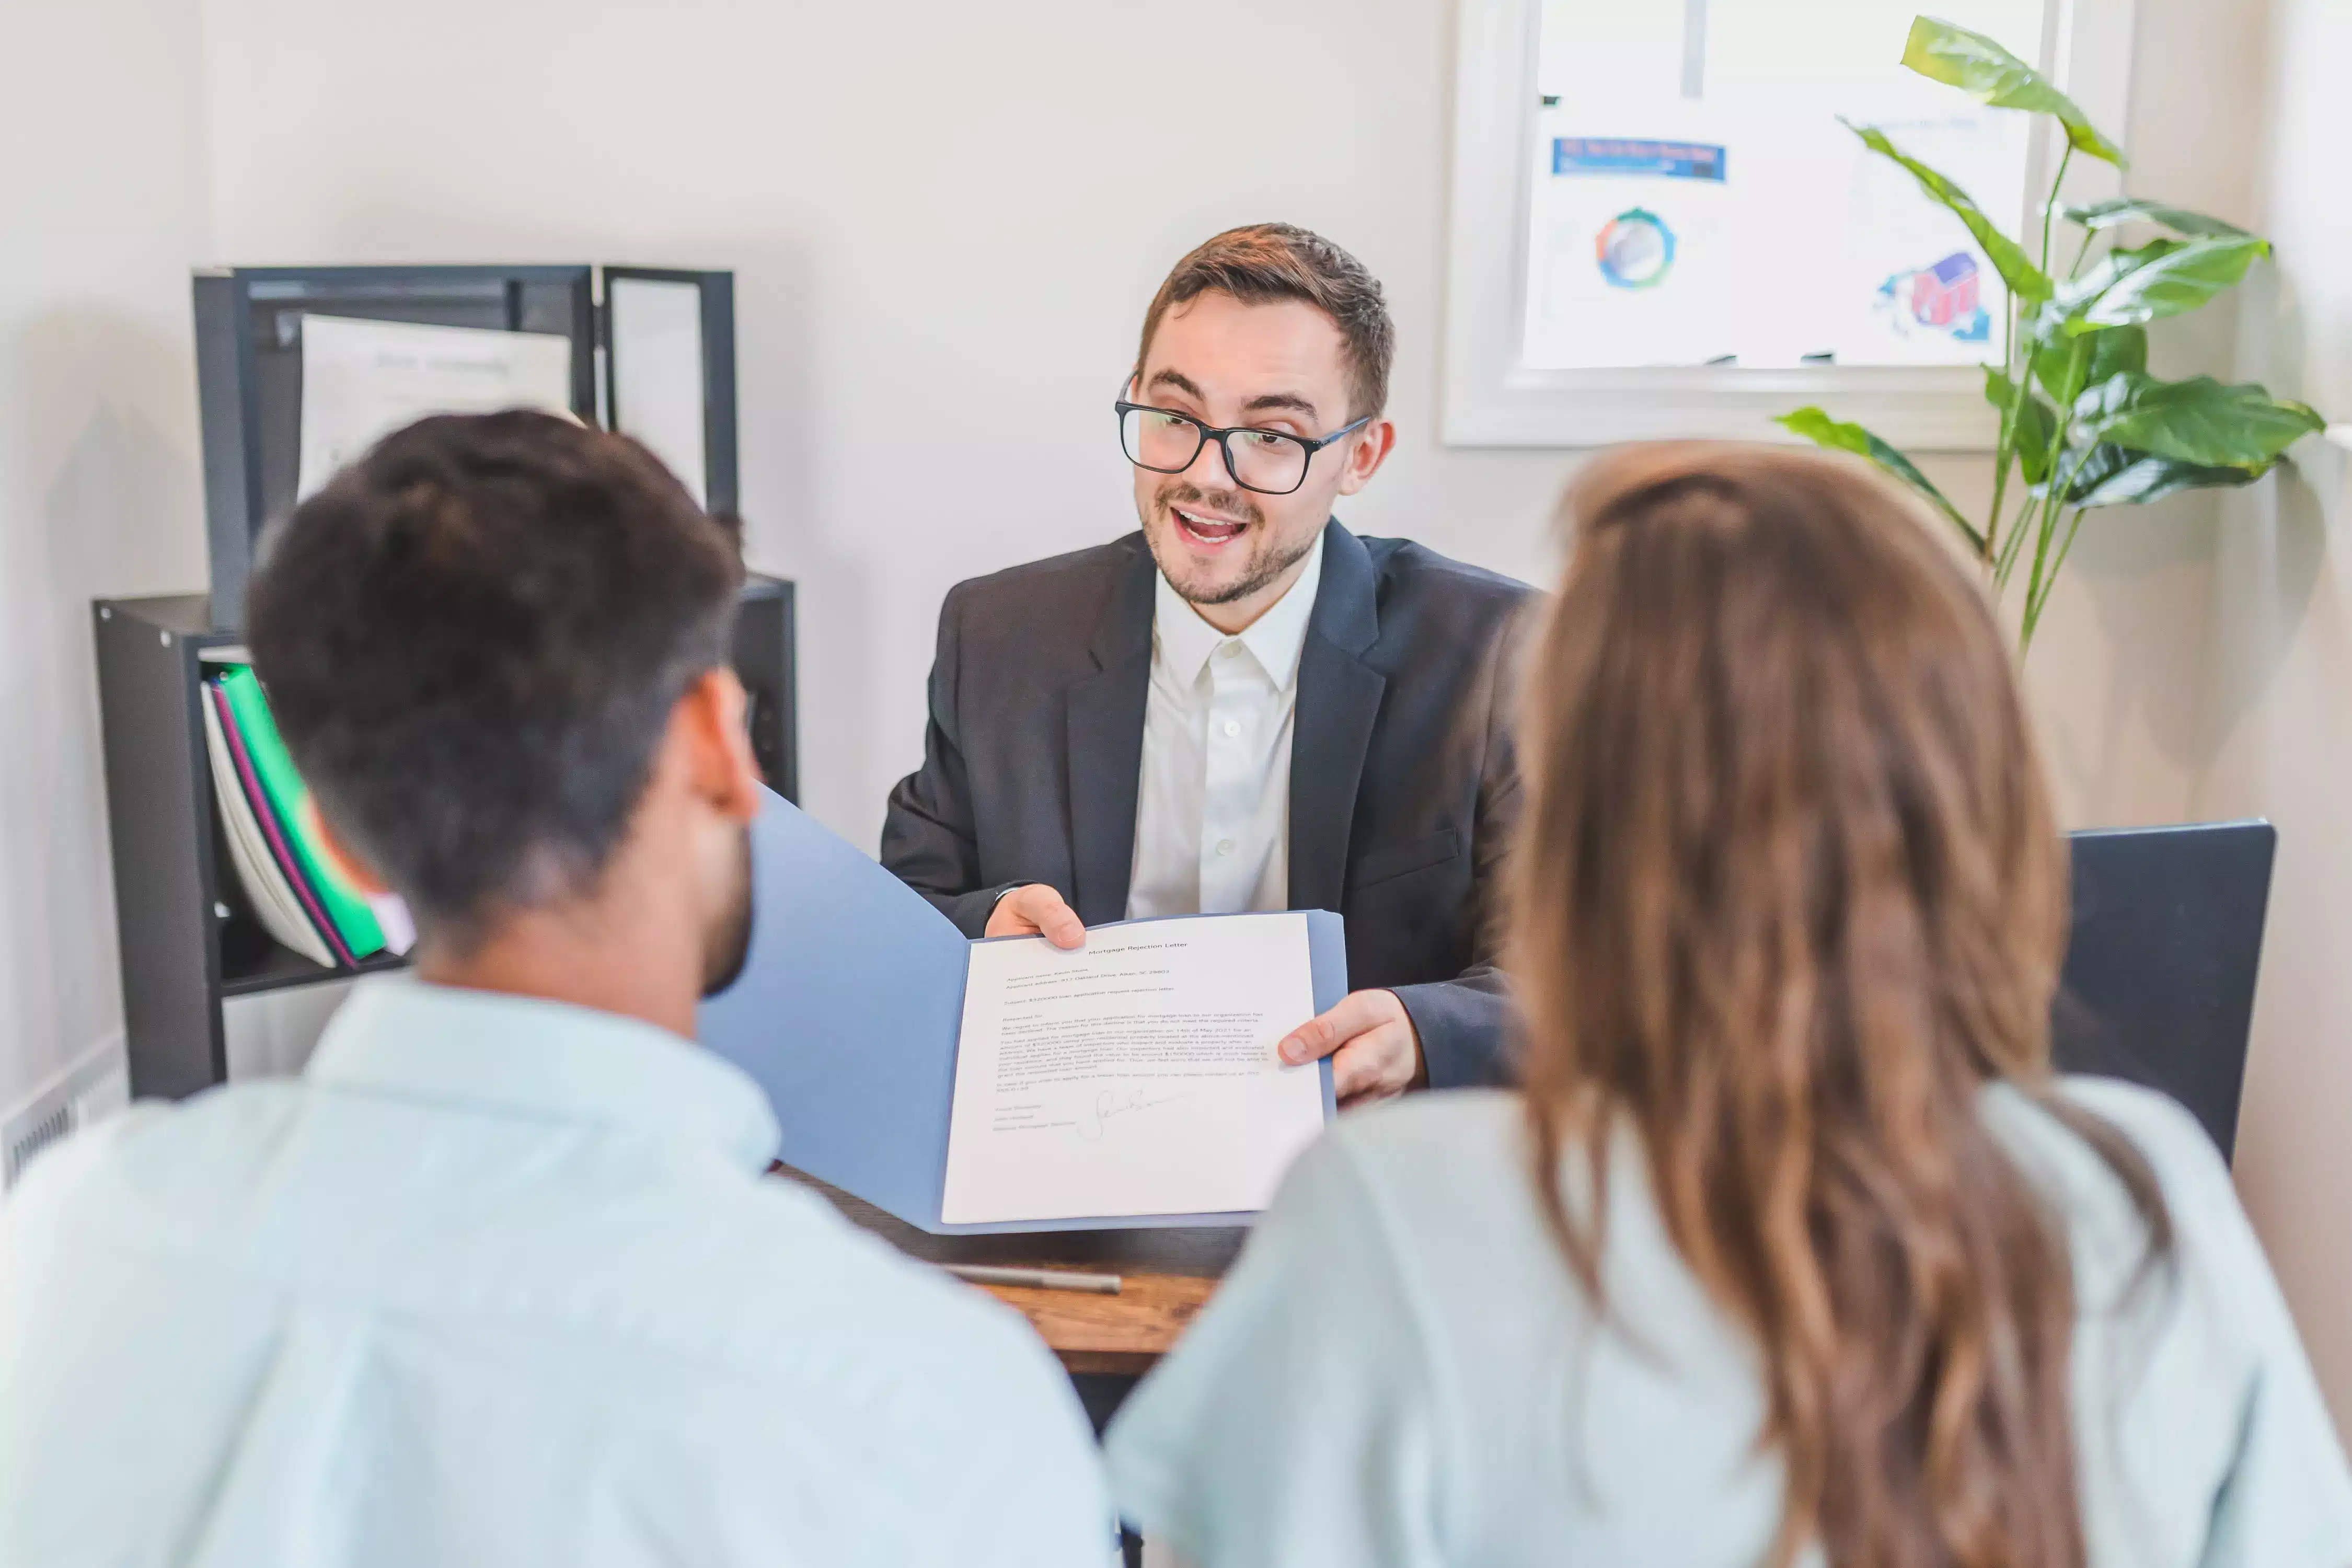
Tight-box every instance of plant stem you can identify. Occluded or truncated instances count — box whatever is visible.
[2022,465,2077,632]
[1995,487,2039,590]
[2024,506,2089,646]
[2039,145,2073,276]
[1989,362,2035,574]
[1991,143,2077,591]
[2015,332,2096,625]
[2020,444,2096,653]
[2021,505,2058,649]
[1988,366,2018,572]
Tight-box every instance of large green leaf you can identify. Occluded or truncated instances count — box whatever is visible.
[2058,234,2269,333]
[2053,239,2182,314]
[1843,120,2052,302]
[1985,367,2059,483]
[2044,443,2267,508]
[2031,323,2148,408]
[2074,372,2325,469]
[2084,323,2150,383]
[2063,198,2249,238]
[1901,16,2126,166]
[1775,407,1983,550]
[2026,327,2088,407]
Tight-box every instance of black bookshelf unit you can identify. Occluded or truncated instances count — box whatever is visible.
[95,577,797,1100]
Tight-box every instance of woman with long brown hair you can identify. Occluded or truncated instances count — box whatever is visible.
[1106,444,2351,1567]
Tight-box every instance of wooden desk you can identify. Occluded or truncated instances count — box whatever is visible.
[781,1169,1244,1375]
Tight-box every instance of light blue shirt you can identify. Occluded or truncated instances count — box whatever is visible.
[1108,1080,2352,1568]
[0,977,1110,1567]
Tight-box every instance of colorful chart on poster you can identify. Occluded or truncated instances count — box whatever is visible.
[1596,209,1678,290]
[1522,0,2045,372]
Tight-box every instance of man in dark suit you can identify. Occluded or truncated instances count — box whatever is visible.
[883,224,1530,1100]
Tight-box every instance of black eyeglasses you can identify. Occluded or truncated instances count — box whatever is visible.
[1115,400,1373,497]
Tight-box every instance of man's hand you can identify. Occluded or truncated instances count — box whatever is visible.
[1278,989,1424,1107]
[985,884,1087,950]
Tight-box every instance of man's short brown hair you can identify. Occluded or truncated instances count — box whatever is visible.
[248,411,741,939]
[1135,223,1396,422]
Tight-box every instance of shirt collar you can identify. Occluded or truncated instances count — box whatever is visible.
[1151,531,1326,691]
[305,975,781,1172]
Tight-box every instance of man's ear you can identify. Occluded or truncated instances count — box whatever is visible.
[301,795,393,898]
[673,666,762,824]
[1335,418,1397,497]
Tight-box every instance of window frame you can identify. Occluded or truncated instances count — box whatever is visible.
[1439,0,2142,450]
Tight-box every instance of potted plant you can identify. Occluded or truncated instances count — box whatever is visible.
[1779,16,2324,654]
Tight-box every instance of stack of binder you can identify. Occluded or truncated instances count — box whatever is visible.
[201,663,409,971]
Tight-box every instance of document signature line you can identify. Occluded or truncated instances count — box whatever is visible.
[1073,1087,1188,1143]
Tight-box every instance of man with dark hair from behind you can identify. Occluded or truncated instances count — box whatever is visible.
[0,412,1109,1567]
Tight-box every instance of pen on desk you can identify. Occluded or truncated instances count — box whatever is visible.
[945,1263,1123,1295]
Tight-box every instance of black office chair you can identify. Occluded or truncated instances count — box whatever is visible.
[2053,822,2276,1164]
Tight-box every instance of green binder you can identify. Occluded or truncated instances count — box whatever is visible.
[216,665,386,960]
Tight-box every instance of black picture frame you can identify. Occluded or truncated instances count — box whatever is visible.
[602,266,740,518]
[193,262,740,630]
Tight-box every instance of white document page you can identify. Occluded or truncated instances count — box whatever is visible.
[607,276,708,506]
[940,912,1329,1224]
[298,315,574,498]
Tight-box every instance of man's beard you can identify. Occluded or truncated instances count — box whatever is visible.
[1148,480,1315,607]
[699,824,755,999]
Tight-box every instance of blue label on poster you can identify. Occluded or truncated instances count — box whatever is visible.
[1554,137,1728,181]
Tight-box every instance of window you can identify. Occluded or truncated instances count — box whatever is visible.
[1442,0,2140,447]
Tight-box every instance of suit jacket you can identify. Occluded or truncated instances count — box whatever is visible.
[880,519,1534,1088]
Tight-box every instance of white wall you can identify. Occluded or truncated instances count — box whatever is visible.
[6,3,2343,1433]
[192,0,1581,852]
[0,0,2253,1126]
[2192,0,2352,1434]
[0,0,214,1115]
[187,0,2220,849]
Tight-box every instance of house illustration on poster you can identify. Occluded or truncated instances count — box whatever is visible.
[1878,250,1991,343]
[1913,252,1980,328]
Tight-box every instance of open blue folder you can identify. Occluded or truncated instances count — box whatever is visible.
[698,788,1344,1235]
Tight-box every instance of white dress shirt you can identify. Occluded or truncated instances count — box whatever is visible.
[0,976,1110,1568]
[1126,534,1324,920]
[1109,1079,2352,1568]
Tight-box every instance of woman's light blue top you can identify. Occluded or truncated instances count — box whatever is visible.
[1108,1079,2352,1568]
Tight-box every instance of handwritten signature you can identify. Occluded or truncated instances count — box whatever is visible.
[1074,1086,1187,1142]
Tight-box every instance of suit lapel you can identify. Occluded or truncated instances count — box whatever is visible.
[1066,541,1155,925]
[1289,521,1386,913]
